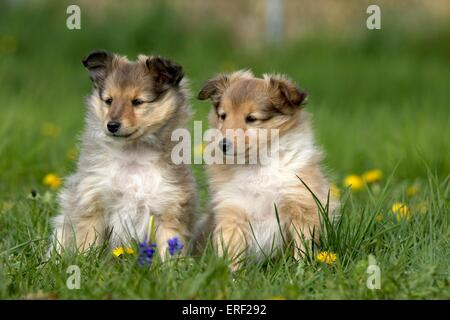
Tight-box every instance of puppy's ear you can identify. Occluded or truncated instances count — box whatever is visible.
[146,56,184,88]
[267,74,308,112]
[197,74,229,101]
[82,50,114,88]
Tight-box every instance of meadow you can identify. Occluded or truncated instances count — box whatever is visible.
[0,2,449,299]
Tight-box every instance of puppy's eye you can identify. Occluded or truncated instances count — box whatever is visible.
[245,115,257,123]
[132,99,144,107]
[105,98,113,105]
[219,113,226,120]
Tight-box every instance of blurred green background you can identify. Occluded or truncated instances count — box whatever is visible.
[0,0,449,199]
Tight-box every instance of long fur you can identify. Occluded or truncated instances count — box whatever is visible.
[195,71,337,269]
[49,52,197,258]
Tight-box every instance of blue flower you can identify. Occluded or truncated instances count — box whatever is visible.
[138,241,156,266]
[167,237,184,256]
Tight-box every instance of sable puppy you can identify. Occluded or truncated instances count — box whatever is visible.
[49,51,197,258]
[196,70,337,269]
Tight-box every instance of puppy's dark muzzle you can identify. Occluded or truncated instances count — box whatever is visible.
[107,121,121,133]
[219,138,232,153]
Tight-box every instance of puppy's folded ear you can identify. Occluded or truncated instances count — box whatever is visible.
[82,50,114,88]
[146,56,184,88]
[197,74,229,101]
[267,74,308,112]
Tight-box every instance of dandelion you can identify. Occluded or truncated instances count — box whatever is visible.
[43,173,61,189]
[316,251,337,265]
[362,169,382,184]
[330,183,341,199]
[406,185,418,197]
[343,174,364,191]
[41,122,61,138]
[167,237,184,256]
[112,247,135,257]
[391,202,411,220]
[113,247,124,257]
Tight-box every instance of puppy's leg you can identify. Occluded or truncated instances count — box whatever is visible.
[49,184,105,255]
[213,206,249,271]
[279,201,320,260]
[154,210,191,261]
[50,212,105,254]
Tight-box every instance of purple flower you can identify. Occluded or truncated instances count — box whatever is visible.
[167,237,184,256]
[138,241,156,266]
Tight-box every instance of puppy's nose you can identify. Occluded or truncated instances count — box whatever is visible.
[107,121,121,133]
[219,138,232,153]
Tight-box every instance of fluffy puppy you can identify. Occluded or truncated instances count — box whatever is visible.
[196,70,337,269]
[49,51,197,258]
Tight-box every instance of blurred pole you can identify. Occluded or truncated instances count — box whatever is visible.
[266,0,284,46]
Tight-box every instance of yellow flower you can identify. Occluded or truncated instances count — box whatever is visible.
[112,247,124,257]
[42,173,61,189]
[343,174,364,191]
[362,169,382,184]
[391,202,411,220]
[112,247,134,257]
[41,122,61,138]
[330,183,341,199]
[406,185,418,197]
[316,251,337,265]
[125,247,135,254]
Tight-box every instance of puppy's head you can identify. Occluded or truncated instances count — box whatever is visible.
[198,70,307,155]
[83,50,185,141]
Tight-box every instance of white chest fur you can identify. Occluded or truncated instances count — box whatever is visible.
[216,162,296,258]
[213,129,317,258]
[88,147,176,245]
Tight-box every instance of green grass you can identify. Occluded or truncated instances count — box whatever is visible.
[0,2,449,299]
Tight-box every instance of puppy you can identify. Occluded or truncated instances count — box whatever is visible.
[49,51,197,258]
[196,70,337,269]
